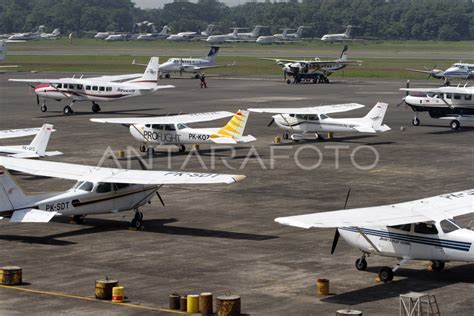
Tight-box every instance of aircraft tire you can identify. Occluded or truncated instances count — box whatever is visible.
[286,79,291,84]
[355,258,367,271]
[165,73,171,79]
[450,120,460,130]
[139,145,146,152]
[40,104,47,112]
[430,260,445,272]
[147,147,155,155]
[92,103,101,113]
[179,144,186,153]
[283,132,289,140]
[130,211,143,229]
[412,117,420,126]
[378,267,394,282]
[63,106,73,115]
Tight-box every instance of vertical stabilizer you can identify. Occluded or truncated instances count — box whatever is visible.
[213,110,250,139]
[205,46,220,62]
[28,124,54,157]
[296,26,305,38]
[339,45,348,61]
[0,166,28,212]
[132,57,159,83]
[364,102,389,130]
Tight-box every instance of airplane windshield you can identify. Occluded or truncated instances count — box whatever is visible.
[74,181,94,192]
[177,123,188,130]
[440,219,461,233]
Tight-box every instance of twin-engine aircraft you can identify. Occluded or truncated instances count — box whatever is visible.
[0,157,245,228]
[407,62,474,85]
[91,110,256,154]
[276,189,474,282]
[256,26,308,45]
[262,46,362,84]
[0,124,62,158]
[249,102,390,141]
[9,57,174,115]
[400,85,474,129]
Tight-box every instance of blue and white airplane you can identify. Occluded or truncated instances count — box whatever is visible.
[157,46,234,78]
[276,189,474,282]
[407,62,474,85]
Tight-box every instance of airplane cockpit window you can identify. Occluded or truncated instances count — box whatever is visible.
[390,224,411,232]
[445,93,452,99]
[320,114,329,119]
[289,114,295,117]
[164,124,176,131]
[427,92,435,97]
[465,94,472,100]
[440,219,460,234]
[114,183,131,191]
[177,123,187,130]
[295,114,306,120]
[52,83,62,89]
[73,181,94,192]
[414,222,438,235]
[96,182,112,193]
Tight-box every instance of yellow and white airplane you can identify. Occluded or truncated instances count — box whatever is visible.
[91,110,256,153]
[276,189,474,282]
[0,157,245,228]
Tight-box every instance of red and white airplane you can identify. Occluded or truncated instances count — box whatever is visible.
[9,57,174,115]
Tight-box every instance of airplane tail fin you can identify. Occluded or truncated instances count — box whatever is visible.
[363,102,390,132]
[251,26,264,37]
[344,25,352,37]
[133,57,159,83]
[205,46,220,62]
[160,26,170,35]
[211,110,255,142]
[52,28,60,36]
[0,166,28,211]
[203,24,215,36]
[296,26,305,38]
[338,45,348,61]
[0,40,6,62]
[26,124,56,157]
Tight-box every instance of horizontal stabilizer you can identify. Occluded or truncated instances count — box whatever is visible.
[238,135,257,143]
[211,137,238,144]
[9,153,39,158]
[10,209,57,223]
[354,126,376,133]
[378,124,391,132]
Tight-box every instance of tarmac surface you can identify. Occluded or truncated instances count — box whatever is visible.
[0,73,473,315]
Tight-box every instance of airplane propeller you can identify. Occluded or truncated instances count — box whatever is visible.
[425,64,437,80]
[331,188,351,255]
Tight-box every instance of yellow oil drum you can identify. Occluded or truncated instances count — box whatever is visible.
[0,266,22,285]
[317,278,329,296]
[95,279,118,300]
[327,132,334,140]
[200,292,213,315]
[216,295,241,316]
[187,294,200,313]
[274,136,281,144]
[117,150,125,158]
[112,286,124,303]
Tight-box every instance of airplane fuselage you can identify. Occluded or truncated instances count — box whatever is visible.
[159,58,213,74]
[129,124,221,145]
[274,114,369,134]
[283,61,346,76]
[339,223,474,262]
[404,90,474,117]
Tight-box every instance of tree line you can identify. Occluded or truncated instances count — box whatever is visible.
[0,0,473,40]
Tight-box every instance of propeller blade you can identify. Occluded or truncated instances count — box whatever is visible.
[156,191,165,207]
[36,95,40,105]
[330,229,340,255]
[267,118,275,127]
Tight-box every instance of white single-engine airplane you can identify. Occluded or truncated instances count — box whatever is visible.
[0,157,246,228]
[400,85,474,129]
[9,57,174,115]
[91,110,256,153]
[249,102,390,140]
[275,189,474,282]
[0,124,62,158]
[262,46,362,84]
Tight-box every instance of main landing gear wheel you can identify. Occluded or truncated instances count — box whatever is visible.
[72,215,85,224]
[355,258,367,271]
[194,74,200,79]
[130,211,144,229]
[178,144,186,153]
[378,267,394,282]
[450,120,460,130]
[40,104,47,112]
[412,117,420,126]
[92,103,101,113]
[283,132,289,140]
[139,145,146,152]
[165,73,171,79]
[286,79,291,84]
[147,147,155,155]
[430,260,445,272]
[63,106,73,115]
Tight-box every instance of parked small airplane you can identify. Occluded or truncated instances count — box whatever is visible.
[0,41,18,69]
[275,189,474,282]
[0,156,246,228]
[41,28,60,39]
[91,110,256,153]
[105,34,128,41]
[137,26,172,40]
[400,84,474,129]
[9,57,174,115]
[407,63,474,85]
[0,124,62,158]
[249,102,389,140]
[256,26,308,45]
[320,25,361,42]
[154,46,233,78]
[7,25,44,41]
[262,46,362,84]
[206,26,266,43]
[94,32,111,40]
[167,24,215,41]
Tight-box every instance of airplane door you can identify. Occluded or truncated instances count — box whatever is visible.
[377,225,412,257]
[92,182,115,214]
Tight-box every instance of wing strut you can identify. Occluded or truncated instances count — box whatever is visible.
[357,227,381,253]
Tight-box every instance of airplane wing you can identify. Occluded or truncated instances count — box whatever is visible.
[0,127,42,140]
[9,78,59,84]
[259,57,299,63]
[275,189,474,229]
[248,103,365,115]
[90,111,234,125]
[405,68,434,75]
[193,62,236,70]
[0,157,245,185]
[400,87,474,94]
[87,74,143,82]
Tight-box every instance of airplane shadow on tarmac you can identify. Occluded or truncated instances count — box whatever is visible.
[34,107,165,118]
[0,218,277,246]
[322,264,474,305]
